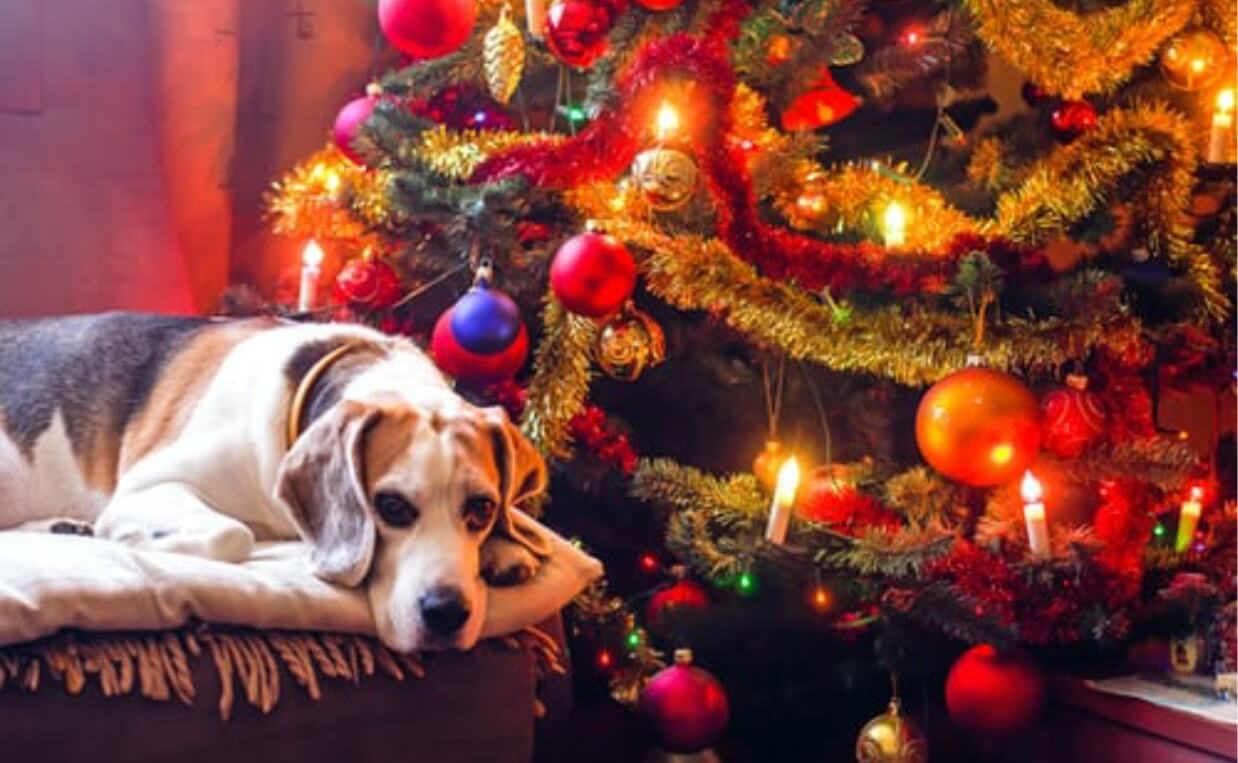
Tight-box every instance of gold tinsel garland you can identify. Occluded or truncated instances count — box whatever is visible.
[265,145,390,255]
[604,217,1144,385]
[962,0,1198,98]
[519,299,598,458]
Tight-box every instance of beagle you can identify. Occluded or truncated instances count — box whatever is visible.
[0,312,550,651]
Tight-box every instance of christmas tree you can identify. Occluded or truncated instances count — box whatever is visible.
[260,0,1236,757]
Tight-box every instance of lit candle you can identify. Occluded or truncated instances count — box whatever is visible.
[298,240,324,312]
[655,101,680,142]
[1175,486,1204,553]
[1207,88,1234,164]
[1021,471,1050,558]
[525,0,547,38]
[764,457,800,545]
[882,201,907,248]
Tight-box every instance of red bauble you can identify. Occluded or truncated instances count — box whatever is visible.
[333,258,402,308]
[431,306,530,386]
[638,650,729,754]
[945,645,1045,735]
[378,0,477,59]
[781,68,861,131]
[549,232,636,317]
[1050,100,1097,137]
[915,367,1041,487]
[1040,374,1107,458]
[646,580,710,629]
[634,0,682,11]
[333,94,379,165]
[545,0,614,69]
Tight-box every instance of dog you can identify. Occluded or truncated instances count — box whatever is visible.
[0,312,551,652]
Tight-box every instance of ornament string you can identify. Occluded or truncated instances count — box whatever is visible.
[799,361,834,472]
[762,356,787,440]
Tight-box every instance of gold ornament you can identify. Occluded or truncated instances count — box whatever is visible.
[594,304,666,381]
[631,147,699,211]
[855,697,929,763]
[1159,26,1230,91]
[484,6,525,104]
[752,439,785,492]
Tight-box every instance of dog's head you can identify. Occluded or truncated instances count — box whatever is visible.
[274,397,548,651]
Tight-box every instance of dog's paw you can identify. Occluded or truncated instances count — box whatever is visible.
[481,536,540,586]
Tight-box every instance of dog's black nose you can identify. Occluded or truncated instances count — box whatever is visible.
[419,587,470,636]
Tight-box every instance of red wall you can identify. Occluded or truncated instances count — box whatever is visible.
[0,0,375,317]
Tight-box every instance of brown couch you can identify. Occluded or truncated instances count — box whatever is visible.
[0,618,572,763]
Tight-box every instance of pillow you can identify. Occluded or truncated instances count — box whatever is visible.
[0,512,602,649]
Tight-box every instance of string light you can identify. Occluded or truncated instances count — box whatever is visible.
[639,553,661,573]
[596,648,614,670]
[811,584,833,613]
[737,570,756,595]
[626,631,643,649]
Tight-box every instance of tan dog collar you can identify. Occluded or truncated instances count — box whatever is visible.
[286,342,362,450]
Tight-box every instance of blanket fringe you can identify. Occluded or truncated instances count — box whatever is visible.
[0,624,561,720]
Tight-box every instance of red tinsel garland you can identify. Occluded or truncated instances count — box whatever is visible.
[468,22,1046,296]
[488,381,638,474]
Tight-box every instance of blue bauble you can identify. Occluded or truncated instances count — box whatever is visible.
[450,285,523,354]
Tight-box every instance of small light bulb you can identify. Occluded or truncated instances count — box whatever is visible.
[302,240,324,268]
[1217,89,1235,113]
[882,201,907,247]
[1021,471,1043,503]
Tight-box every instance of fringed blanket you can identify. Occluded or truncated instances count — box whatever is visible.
[0,622,564,719]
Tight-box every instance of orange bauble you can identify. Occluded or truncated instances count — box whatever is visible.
[752,439,785,491]
[915,367,1041,487]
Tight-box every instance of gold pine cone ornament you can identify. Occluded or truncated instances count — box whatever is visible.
[484,6,525,104]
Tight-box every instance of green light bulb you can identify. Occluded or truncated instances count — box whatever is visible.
[626,631,642,649]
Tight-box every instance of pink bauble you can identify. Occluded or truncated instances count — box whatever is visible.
[545,0,614,69]
[549,232,636,317]
[638,650,729,753]
[333,95,379,165]
[378,0,477,59]
[431,306,529,386]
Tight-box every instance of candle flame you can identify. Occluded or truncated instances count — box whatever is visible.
[1190,485,1204,501]
[774,457,801,507]
[655,102,680,140]
[302,240,324,268]
[1020,470,1042,503]
[1217,88,1234,113]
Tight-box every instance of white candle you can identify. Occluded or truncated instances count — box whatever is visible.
[764,457,800,545]
[1021,471,1050,558]
[883,201,907,248]
[298,240,324,312]
[1176,486,1204,553]
[1207,89,1234,164]
[525,0,547,38]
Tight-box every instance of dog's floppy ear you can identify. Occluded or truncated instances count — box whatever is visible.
[485,407,552,557]
[275,400,380,587]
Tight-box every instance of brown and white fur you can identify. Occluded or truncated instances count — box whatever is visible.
[0,312,550,652]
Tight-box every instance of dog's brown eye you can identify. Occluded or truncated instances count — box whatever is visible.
[463,496,497,533]
[374,492,418,528]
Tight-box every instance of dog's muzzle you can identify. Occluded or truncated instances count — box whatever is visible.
[419,586,471,637]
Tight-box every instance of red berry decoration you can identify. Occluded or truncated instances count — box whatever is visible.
[1050,100,1097,137]
[1040,373,1107,458]
[646,580,710,629]
[333,94,380,165]
[915,366,1041,487]
[333,258,402,308]
[431,305,529,386]
[545,0,615,69]
[549,232,636,317]
[945,645,1045,735]
[378,0,477,60]
[638,649,729,754]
